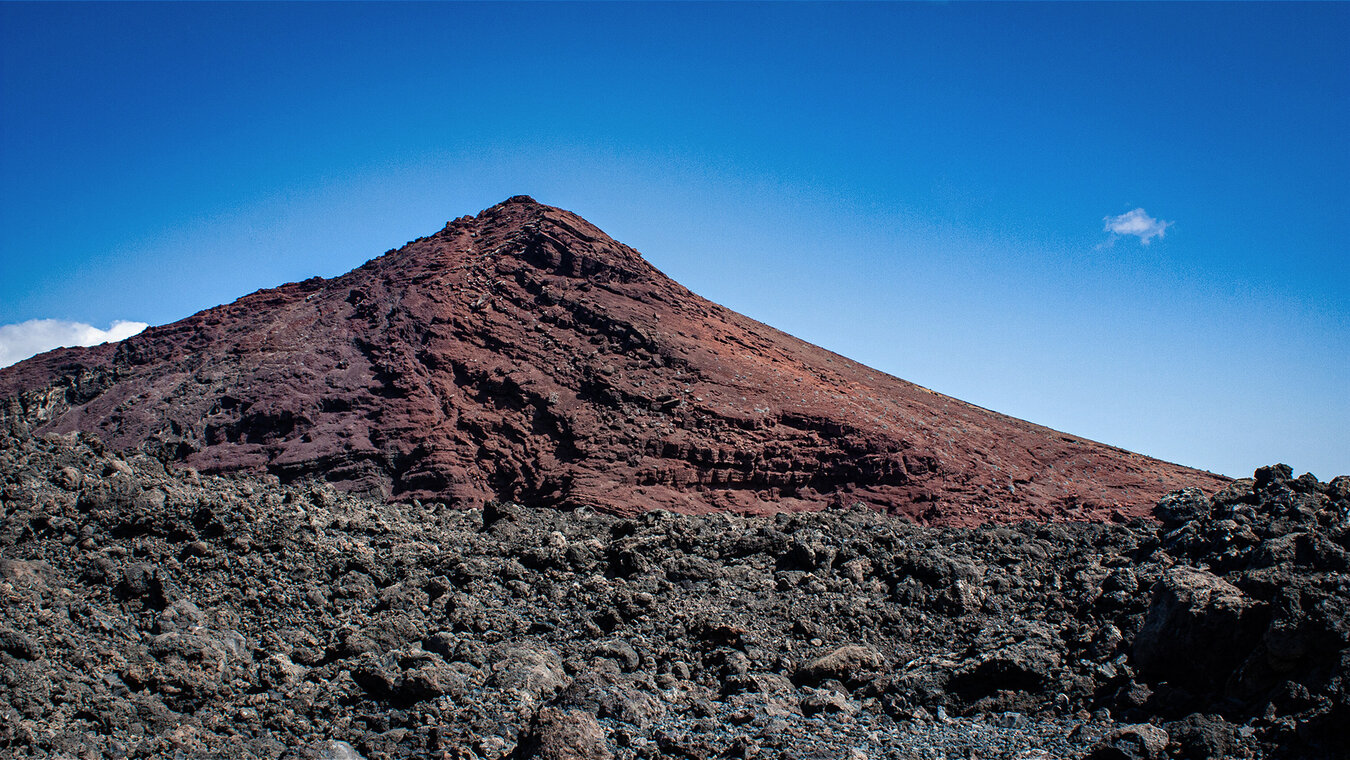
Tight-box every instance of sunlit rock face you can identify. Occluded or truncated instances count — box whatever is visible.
[0,196,1226,524]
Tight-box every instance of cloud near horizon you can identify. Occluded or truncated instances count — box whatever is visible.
[1102,208,1172,246]
[0,319,149,369]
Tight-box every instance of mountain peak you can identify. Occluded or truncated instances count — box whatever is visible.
[445,196,652,285]
[0,200,1227,524]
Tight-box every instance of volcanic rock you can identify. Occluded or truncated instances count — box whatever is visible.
[1133,566,1264,693]
[1083,723,1170,760]
[0,196,1226,523]
[796,644,884,687]
[0,431,1346,758]
[514,707,613,760]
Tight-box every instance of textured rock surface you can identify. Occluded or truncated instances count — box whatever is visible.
[0,197,1226,525]
[1,431,1345,758]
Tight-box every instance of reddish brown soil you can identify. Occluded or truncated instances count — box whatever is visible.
[0,196,1227,524]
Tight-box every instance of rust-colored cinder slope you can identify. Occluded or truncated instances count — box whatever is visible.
[0,196,1227,524]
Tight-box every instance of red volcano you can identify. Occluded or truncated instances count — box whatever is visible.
[0,196,1226,524]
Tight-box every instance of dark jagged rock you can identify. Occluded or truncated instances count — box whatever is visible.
[1133,566,1266,693]
[0,431,1343,758]
[514,707,612,760]
[0,197,1227,525]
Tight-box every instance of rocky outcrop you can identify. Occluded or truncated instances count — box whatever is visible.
[1133,566,1266,692]
[0,196,1227,524]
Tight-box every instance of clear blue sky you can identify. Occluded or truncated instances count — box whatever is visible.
[2,2,1346,479]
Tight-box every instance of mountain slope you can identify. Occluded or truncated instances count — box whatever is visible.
[0,196,1227,523]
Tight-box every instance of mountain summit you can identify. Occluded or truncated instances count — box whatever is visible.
[0,197,1226,523]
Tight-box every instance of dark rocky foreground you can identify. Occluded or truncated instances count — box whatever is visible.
[2,430,1346,760]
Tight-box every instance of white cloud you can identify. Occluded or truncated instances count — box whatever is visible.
[0,319,149,369]
[1102,208,1172,246]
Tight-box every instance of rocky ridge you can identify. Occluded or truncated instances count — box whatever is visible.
[2,430,1345,759]
[0,196,1227,525]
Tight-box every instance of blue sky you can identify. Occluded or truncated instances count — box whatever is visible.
[1,2,1346,479]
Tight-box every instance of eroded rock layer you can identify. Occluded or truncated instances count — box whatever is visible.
[0,197,1226,523]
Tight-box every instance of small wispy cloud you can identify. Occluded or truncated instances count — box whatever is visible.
[1101,208,1173,247]
[0,319,149,369]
